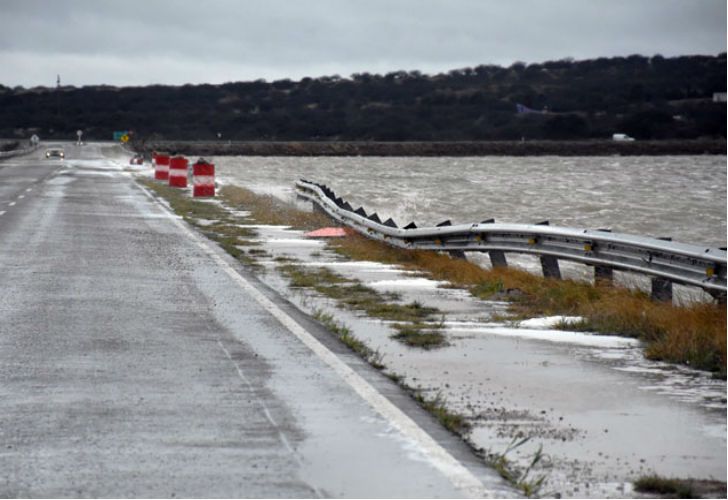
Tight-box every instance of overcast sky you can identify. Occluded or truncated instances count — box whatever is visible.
[1,0,725,87]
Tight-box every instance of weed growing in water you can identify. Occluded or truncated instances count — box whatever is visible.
[312,309,384,369]
[413,391,469,434]
[488,436,547,498]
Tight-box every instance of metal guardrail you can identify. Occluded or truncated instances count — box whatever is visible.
[0,144,39,159]
[295,179,727,301]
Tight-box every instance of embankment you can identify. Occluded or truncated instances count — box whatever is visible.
[134,139,726,157]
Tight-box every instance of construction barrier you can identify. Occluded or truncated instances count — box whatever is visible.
[169,156,189,188]
[154,152,170,180]
[193,159,215,197]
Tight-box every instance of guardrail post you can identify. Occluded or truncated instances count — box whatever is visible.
[540,256,561,279]
[651,278,673,302]
[594,265,614,286]
[710,291,727,305]
[488,250,508,268]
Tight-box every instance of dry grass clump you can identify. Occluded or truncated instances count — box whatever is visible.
[220,185,331,229]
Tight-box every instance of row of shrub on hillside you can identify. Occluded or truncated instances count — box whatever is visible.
[1,53,725,141]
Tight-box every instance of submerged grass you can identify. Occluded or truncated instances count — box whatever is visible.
[312,309,384,369]
[413,391,469,434]
[279,264,447,348]
[141,180,260,267]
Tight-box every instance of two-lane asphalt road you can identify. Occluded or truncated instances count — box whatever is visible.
[0,143,511,498]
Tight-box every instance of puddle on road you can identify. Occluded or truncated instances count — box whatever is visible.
[187,195,725,499]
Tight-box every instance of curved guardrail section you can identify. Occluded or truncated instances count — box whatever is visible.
[295,179,726,301]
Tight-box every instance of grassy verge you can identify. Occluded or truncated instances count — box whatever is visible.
[140,180,263,266]
[219,185,331,229]
[279,263,447,349]
[330,233,726,376]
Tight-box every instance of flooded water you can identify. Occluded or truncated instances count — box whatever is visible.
[214,155,727,248]
[229,222,726,499]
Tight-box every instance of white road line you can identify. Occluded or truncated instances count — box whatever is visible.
[137,183,492,499]
[25,188,33,192]
[0,211,5,216]
[8,202,16,207]
[18,195,25,199]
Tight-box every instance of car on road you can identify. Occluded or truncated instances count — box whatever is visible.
[45,148,65,159]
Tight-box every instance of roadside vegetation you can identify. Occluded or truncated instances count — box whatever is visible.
[634,474,727,499]
[330,233,727,377]
[280,263,446,349]
[8,54,725,142]
[144,180,726,376]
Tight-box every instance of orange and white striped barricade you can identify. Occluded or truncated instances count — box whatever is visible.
[192,159,215,197]
[168,156,189,188]
[154,152,170,181]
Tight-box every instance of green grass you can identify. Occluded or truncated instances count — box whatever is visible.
[278,264,446,348]
[487,436,547,498]
[634,475,698,498]
[312,309,384,369]
[413,392,469,434]
[391,322,447,349]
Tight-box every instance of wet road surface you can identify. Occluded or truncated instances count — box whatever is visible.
[0,144,512,498]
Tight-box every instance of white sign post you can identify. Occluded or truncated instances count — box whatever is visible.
[76,129,83,145]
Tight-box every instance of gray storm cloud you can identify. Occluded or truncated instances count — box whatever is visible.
[1,0,725,86]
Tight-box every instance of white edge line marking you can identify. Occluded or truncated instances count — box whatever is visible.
[136,182,492,499]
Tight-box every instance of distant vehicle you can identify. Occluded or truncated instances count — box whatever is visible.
[45,148,65,159]
[130,154,144,165]
[612,133,635,141]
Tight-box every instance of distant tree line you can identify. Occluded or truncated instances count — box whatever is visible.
[0,53,725,142]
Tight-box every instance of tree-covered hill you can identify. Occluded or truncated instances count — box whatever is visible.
[1,54,725,142]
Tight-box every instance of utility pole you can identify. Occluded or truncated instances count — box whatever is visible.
[56,74,60,116]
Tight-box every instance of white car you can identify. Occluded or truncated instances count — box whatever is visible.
[45,148,65,159]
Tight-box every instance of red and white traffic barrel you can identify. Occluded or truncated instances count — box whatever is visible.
[192,159,215,197]
[168,156,189,188]
[154,153,170,181]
